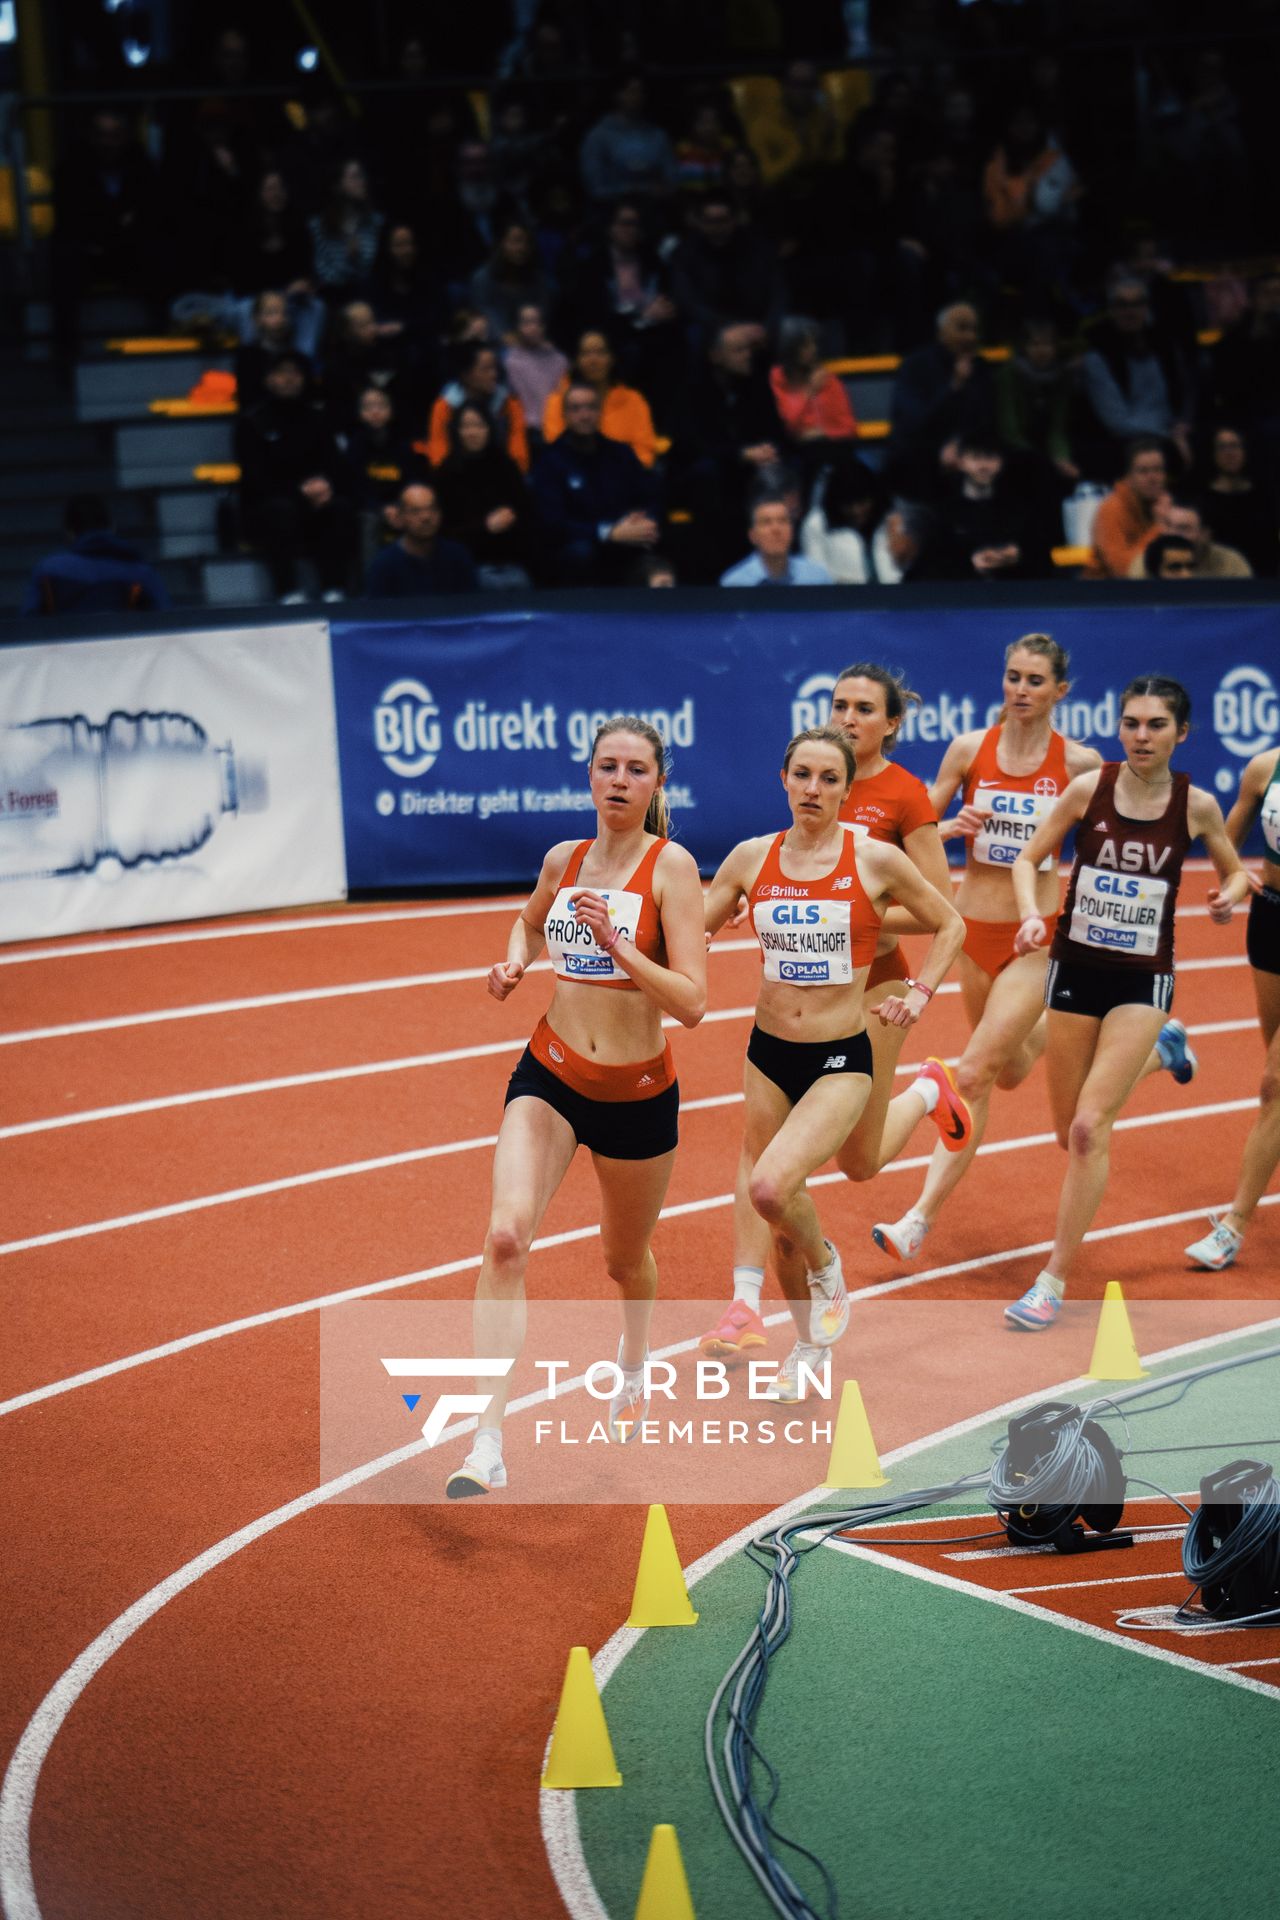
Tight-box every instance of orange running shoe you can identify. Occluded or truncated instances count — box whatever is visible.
[700,1299,768,1358]
[919,1058,972,1153]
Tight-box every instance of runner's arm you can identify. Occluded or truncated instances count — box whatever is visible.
[928,732,980,838]
[1222,750,1272,849]
[1189,786,1255,921]
[879,820,955,936]
[486,842,568,1000]
[1010,771,1097,946]
[857,840,964,1022]
[573,842,707,1025]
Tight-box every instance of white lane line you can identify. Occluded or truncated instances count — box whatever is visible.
[822,1536,1280,1701]
[0,942,1245,1052]
[0,900,528,967]
[0,1092,1258,1261]
[1,889,1231,968]
[0,1011,1258,1145]
[542,1310,1280,1920]
[946,1526,1187,1561]
[4,1176,1277,1425]
[1228,1658,1280,1670]
[1003,1570,1189,1594]
[0,945,765,1050]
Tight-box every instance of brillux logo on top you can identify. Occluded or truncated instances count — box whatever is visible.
[372,682,695,777]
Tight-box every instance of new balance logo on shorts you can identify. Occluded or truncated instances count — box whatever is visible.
[823,1054,847,1070]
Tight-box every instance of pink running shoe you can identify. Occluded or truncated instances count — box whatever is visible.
[700,1299,768,1358]
[919,1058,973,1153]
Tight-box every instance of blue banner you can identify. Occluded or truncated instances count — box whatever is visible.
[329,603,1279,887]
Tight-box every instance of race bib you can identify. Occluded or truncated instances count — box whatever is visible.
[972,788,1057,871]
[1262,783,1280,859]
[1068,864,1168,958]
[545,886,643,981]
[754,898,854,985]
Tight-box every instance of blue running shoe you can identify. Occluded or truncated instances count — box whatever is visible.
[1156,1019,1197,1086]
[1004,1280,1062,1332]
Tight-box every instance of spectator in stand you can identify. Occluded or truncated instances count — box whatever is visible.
[1141,534,1198,580]
[994,315,1079,483]
[768,317,859,486]
[579,73,676,204]
[672,321,782,577]
[230,170,312,298]
[308,160,385,302]
[365,224,449,377]
[503,304,570,448]
[426,341,530,474]
[234,291,320,410]
[1212,272,1280,489]
[560,200,682,423]
[940,433,1048,579]
[364,482,479,597]
[531,380,661,584]
[888,301,997,500]
[1086,435,1167,578]
[543,329,658,467]
[1126,496,1251,580]
[323,301,407,432]
[468,218,556,345]
[720,493,833,586]
[1079,271,1193,476]
[883,501,951,582]
[669,194,787,351]
[235,354,358,603]
[743,59,841,192]
[980,105,1079,290]
[674,96,735,195]
[431,401,533,590]
[1202,427,1278,577]
[343,385,426,572]
[489,90,557,211]
[51,110,167,363]
[23,494,169,616]
[800,462,900,584]
[435,141,504,291]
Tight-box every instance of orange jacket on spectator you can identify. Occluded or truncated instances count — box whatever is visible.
[1087,478,1159,578]
[426,389,530,474]
[982,146,1060,230]
[542,379,657,467]
[768,365,859,441]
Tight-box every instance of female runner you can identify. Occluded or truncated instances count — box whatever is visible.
[1003,675,1249,1330]
[1184,742,1280,1268]
[701,664,970,1358]
[702,725,965,1396]
[873,635,1108,1262]
[445,717,706,1496]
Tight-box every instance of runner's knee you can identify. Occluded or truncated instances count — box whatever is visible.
[1260,1064,1280,1110]
[748,1169,789,1223]
[485,1219,534,1273]
[1068,1109,1109,1158]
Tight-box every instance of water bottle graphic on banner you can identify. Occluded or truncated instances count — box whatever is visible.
[0,709,268,881]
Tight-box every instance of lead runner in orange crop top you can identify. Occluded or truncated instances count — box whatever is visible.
[871,633,1103,1270]
[444,715,706,1499]
[702,663,973,1364]
[700,725,965,1401]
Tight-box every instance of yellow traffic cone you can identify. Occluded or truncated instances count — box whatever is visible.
[1087,1282,1148,1381]
[634,1824,697,1920]
[541,1646,622,1788]
[627,1505,699,1627]
[823,1379,888,1489]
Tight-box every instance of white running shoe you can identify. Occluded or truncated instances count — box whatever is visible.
[610,1337,650,1443]
[872,1208,930,1262]
[1184,1212,1243,1271]
[766,1340,830,1404]
[807,1238,849,1346]
[445,1434,507,1499]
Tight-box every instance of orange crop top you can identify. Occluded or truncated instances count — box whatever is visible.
[962,726,1069,874]
[542,838,667,989]
[748,830,881,985]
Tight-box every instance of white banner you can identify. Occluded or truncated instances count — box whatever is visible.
[0,622,347,943]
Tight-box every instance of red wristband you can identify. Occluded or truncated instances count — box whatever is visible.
[601,924,620,952]
[905,978,934,1003]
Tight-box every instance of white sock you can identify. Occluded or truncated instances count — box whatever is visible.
[909,1074,940,1115]
[732,1266,765,1311]
[475,1424,504,1453]
[1035,1270,1066,1301]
